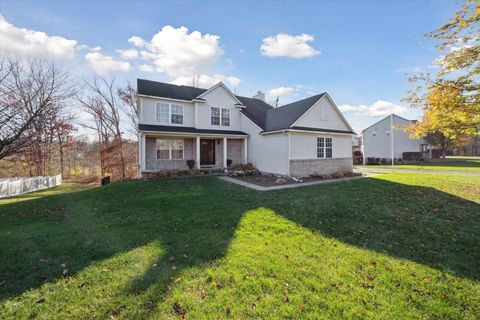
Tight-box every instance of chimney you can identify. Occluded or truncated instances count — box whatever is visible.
[253,90,265,101]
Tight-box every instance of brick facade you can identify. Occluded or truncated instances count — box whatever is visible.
[145,136,244,171]
[146,137,195,171]
[289,158,353,177]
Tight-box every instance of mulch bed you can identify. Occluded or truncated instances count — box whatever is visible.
[231,172,360,187]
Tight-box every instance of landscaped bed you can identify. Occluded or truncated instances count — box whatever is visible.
[1,173,479,319]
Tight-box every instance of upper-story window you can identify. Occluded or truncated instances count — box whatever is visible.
[317,137,333,158]
[156,102,184,124]
[211,107,220,126]
[171,104,183,124]
[156,103,169,123]
[211,107,230,126]
[221,108,230,126]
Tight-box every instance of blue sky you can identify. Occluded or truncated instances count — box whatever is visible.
[0,0,458,133]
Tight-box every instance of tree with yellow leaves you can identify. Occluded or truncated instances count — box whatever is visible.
[405,0,479,151]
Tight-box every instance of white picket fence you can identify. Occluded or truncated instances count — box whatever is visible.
[0,174,62,198]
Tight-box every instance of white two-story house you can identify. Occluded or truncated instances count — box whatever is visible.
[137,79,355,177]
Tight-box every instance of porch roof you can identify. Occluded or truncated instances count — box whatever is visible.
[138,124,249,136]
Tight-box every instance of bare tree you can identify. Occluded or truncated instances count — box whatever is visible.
[0,56,75,160]
[117,82,138,137]
[77,76,126,180]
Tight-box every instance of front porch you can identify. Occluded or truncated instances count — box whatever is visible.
[139,133,248,173]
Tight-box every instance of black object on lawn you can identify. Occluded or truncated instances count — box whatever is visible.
[101,176,111,186]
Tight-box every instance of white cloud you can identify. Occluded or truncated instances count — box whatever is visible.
[261,33,319,58]
[116,48,138,60]
[85,51,132,75]
[172,73,241,88]
[0,15,78,59]
[268,86,294,98]
[128,36,147,48]
[129,25,223,78]
[338,100,406,117]
[138,64,155,73]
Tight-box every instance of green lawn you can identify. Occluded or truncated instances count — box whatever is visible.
[1,173,479,319]
[356,157,480,172]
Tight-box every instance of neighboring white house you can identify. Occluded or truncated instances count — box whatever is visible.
[137,79,355,177]
[361,114,431,162]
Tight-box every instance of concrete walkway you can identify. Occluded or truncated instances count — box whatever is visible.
[355,167,480,175]
[218,174,372,191]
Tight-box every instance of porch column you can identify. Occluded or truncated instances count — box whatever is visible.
[196,136,201,169]
[223,137,227,169]
[141,133,146,172]
[243,137,248,164]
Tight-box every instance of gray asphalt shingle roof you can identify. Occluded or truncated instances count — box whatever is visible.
[137,79,353,134]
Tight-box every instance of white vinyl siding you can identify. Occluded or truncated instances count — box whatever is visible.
[196,85,242,130]
[290,132,352,159]
[294,96,351,131]
[240,115,289,175]
[156,139,184,160]
[362,115,424,159]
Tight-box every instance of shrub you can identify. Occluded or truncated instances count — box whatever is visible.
[375,158,381,164]
[402,152,423,161]
[186,160,195,170]
[381,158,389,164]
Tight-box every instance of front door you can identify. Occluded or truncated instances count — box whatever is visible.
[200,140,215,165]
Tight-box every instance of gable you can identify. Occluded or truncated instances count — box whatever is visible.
[199,84,240,109]
[293,95,351,132]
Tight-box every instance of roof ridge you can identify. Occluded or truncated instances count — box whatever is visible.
[267,92,326,113]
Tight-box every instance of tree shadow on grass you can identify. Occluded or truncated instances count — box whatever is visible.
[0,177,255,306]
[1,175,479,317]
[265,176,480,280]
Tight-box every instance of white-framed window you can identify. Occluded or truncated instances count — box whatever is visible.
[171,104,183,124]
[211,107,230,126]
[156,139,184,160]
[156,103,169,123]
[211,107,220,125]
[221,108,230,126]
[156,102,184,124]
[317,137,333,158]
